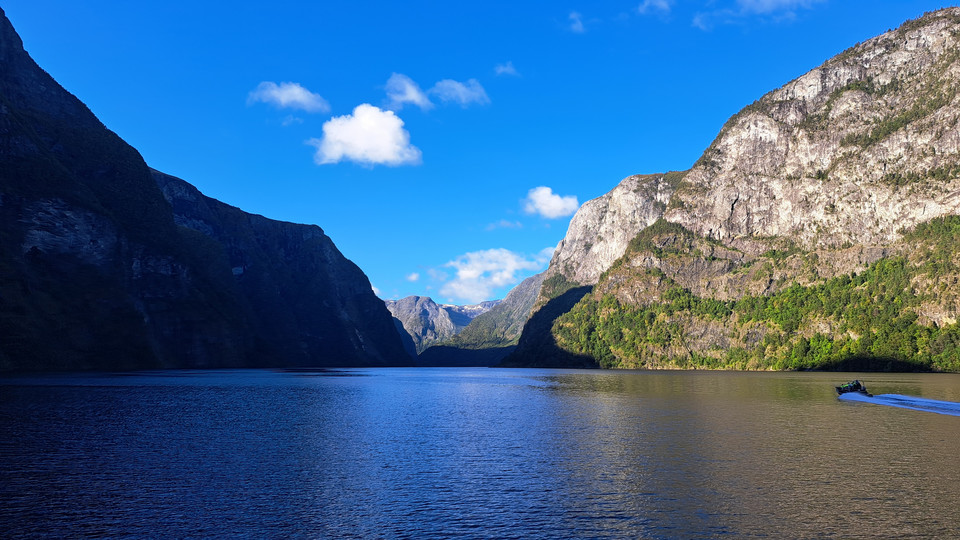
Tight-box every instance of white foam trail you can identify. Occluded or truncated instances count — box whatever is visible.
[838,392,960,416]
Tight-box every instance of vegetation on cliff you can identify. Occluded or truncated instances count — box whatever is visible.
[550,217,960,372]
[503,9,960,372]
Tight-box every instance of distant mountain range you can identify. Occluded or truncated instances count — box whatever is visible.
[384,296,500,356]
[384,272,546,366]
[0,8,408,371]
[418,272,545,366]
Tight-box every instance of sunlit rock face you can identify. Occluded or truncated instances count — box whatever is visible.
[666,8,960,253]
[510,9,960,369]
[540,173,679,291]
[538,8,960,293]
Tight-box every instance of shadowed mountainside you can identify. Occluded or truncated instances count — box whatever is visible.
[0,9,408,371]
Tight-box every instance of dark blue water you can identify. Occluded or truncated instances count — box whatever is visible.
[2,368,959,538]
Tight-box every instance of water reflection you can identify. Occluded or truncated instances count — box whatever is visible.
[528,371,960,537]
[1,369,958,538]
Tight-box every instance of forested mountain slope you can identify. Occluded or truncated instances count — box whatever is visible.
[509,8,960,371]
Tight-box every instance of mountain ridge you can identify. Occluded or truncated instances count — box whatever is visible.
[0,8,408,371]
[508,7,960,371]
[384,295,501,356]
[419,272,546,366]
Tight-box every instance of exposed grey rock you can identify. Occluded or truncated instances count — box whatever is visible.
[384,296,500,355]
[20,199,119,265]
[545,174,679,287]
[532,8,960,305]
[666,8,960,253]
[512,8,960,369]
[443,301,500,328]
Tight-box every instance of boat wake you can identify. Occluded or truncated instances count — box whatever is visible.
[839,392,960,416]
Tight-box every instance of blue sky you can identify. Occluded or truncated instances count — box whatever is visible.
[4,0,954,303]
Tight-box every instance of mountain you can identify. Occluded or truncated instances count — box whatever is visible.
[384,296,500,356]
[419,272,545,366]
[540,173,681,292]
[0,9,408,371]
[444,301,501,328]
[508,8,960,372]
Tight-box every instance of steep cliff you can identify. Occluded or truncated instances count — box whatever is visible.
[510,8,960,371]
[541,173,681,291]
[154,171,408,367]
[0,9,407,371]
[666,8,960,253]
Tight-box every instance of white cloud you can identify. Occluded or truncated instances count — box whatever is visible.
[307,104,422,166]
[486,219,523,231]
[495,61,519,77]
[439,248,552,303]
[569,11,586,33]
[737,0,820,14]
[248,81,330,113]
[694,0,823,29]
[523,186,580,219]
[406,272,420,282]
[372,284,381,296]
[429,79,490,107]
[638,0,672,14]
[428,268,449,282]
[692,12,713,30]
[385,73,433,111]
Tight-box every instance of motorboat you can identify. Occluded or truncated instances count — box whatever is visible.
[836,379,872,397]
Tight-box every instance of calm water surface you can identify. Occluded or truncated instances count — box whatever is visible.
[2,368,959,538]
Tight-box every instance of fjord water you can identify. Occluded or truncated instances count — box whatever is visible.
[2,369,958,538]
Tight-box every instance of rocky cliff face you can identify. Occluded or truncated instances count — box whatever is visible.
[384,296,500,355]
[0,9,408,371]
[667,8,960,253]
[511,8,960,371]
[544,173,681,289]
[154,171,408,367]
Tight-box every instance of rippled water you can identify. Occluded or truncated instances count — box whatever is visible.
[839,390,960,416]
[2,368,959,538]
